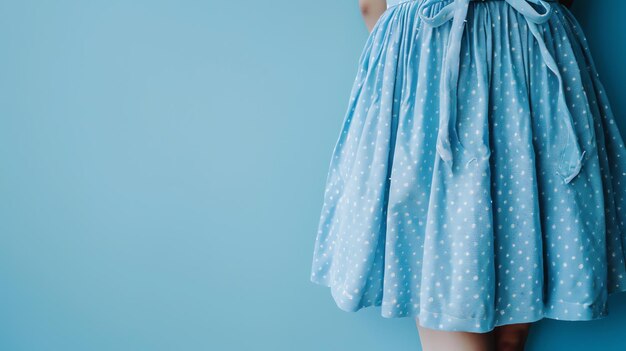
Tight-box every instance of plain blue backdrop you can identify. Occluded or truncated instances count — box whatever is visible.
[0,0,624,350]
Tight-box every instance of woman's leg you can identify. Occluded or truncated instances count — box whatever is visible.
[415,319,496,351]
[416,319,533,351]
[492,322,532,351]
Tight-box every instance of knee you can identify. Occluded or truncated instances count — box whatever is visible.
[496,339,525,351]
[495,333,527,351]
[494,322,531,351]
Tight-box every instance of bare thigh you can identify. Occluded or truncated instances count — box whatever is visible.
[415,319,496,351]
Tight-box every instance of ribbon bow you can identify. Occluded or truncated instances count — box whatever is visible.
[418,0,586,184]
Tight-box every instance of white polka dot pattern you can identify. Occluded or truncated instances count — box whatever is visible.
[310,0,626,333]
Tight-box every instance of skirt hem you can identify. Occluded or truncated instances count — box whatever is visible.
[310,274,625,333]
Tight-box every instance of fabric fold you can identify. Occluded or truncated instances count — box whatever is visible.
[310,0,626,332]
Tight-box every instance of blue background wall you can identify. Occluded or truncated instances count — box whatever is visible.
[0,0,624,350]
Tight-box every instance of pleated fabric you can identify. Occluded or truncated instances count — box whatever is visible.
[309,0,626,332]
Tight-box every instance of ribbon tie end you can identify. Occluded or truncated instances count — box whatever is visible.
[556,149,586,184]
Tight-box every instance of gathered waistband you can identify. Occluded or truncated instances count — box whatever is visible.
[382,0,586,185]
[388,0,558,9]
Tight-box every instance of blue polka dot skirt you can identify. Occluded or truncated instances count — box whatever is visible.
[309,0,626,333]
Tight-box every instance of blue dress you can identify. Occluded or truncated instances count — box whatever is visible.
[309,0,626,332]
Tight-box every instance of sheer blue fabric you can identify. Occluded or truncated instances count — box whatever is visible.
[310,0,626,332]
